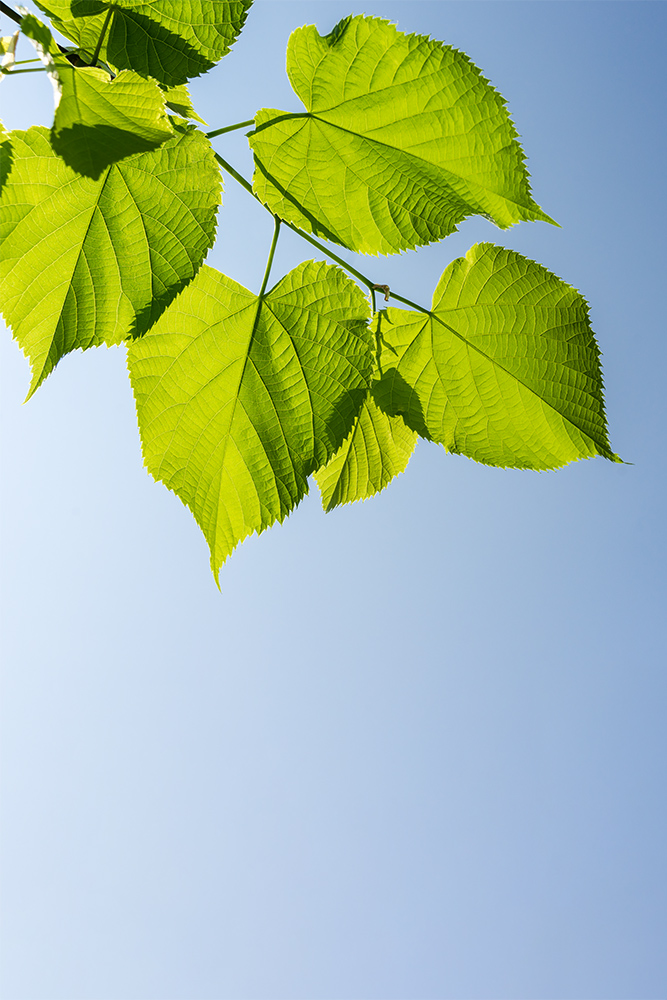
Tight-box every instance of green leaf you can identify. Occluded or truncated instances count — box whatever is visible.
[19,15,171,176]
[128,260,372,578]
[249,15,554,256]
[315,391,417,511]
[35,0,252,86]
[372,243,619,470]
[0,121,10,196]
[0,125,220,397]
[51,64,174,177]
[161,84,207,124]
[19,11,61,57]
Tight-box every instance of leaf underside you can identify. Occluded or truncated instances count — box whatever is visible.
[372,243,619,470]
[35,0,252,86]
[249,14,554,256]
[315,391,417,511]
[0,126,220,396]
[52,64,174,177]
[128,260,373,579]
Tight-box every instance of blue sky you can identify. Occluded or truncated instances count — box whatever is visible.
[1,2,665,998]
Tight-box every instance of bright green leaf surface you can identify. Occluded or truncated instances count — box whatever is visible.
[52,64,174,177]
[249,15,553,256]
[315,391,417,511]
[0,126,220,396]
[372,243,618,469]
[0,121,10,196]
[161,84,207,124]
[128,260,372,577]
[35,0,252,86]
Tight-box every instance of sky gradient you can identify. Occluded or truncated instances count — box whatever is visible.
[1,2,666,998]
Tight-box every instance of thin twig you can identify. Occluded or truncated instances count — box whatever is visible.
[206,120,254,139]
[212,151,432,315]
[90,7,112,66]
[0,2,21,26]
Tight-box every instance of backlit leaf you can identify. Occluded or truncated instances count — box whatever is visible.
[35,0,252,86]
[161,84,207,124]
[249,15,553,256]
[51,64,174,177]
[128,260,372,578]
[0,125,220,396]
[372,243,619,469]
[315,391,416,511]
[0,121,10,195]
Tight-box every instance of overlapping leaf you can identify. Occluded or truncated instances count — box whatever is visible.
[0,125,220,396]
[249,15,553,256]
[0,121,10,195]
[128,260,372,578]
[51,65,174,176]
[161,84,207,124]
[35,0,252,86]
[372,243,619,469]
[315,391,417,510]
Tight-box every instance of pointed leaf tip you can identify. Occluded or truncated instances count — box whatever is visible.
[251,14,553,256]
[128,260,373,575]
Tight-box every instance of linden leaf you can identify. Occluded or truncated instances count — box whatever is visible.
[315,391,417,511]
[35,0,252,86]
[249,15,554,256]
[372,243,619,469]
[128,260,372,578]
[0,126,220,396]
[51,64,174,177]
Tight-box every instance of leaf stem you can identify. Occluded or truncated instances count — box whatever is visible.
[1,65,46,74]
[259,214,281,299]
[212,152,431,315]
[249,214,281,341]
[91,7,112,66]
[386,291,431,316]
[206,120,254,139]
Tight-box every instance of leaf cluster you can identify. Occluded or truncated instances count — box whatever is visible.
[0,1,619,581]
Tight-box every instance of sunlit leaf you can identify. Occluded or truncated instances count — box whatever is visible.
[161,84,207,124]
[128,260,372,578]
[315,391,417,511]
[250,15,554,256]
[35,0,252,86]
[52,65,174,176]
[0,125,220,396]
[372,243,619,469]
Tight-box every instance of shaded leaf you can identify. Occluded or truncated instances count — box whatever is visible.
[0,121,10,195]
[35,0,252,86]
[128,260,372,578]
[315,391,416,511]
[372,243,619,469]
[52,64,174,177]
[0,125,220,396]
[161,83,207,124]
[249,15,553,256]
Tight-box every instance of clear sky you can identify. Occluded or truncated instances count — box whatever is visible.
[1,2,665,998]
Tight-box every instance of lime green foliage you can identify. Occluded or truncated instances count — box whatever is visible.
[36,0,252,86]
[1,4,618,576]
[161,84,207,124]
[372,244,619,469]
[0,121,10,194]
[52,65,174,175]
[128,261,372,578]
[21,13,174,175]
[0,126,220,396]
[249,15,553,256]
[315,393,417,510]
